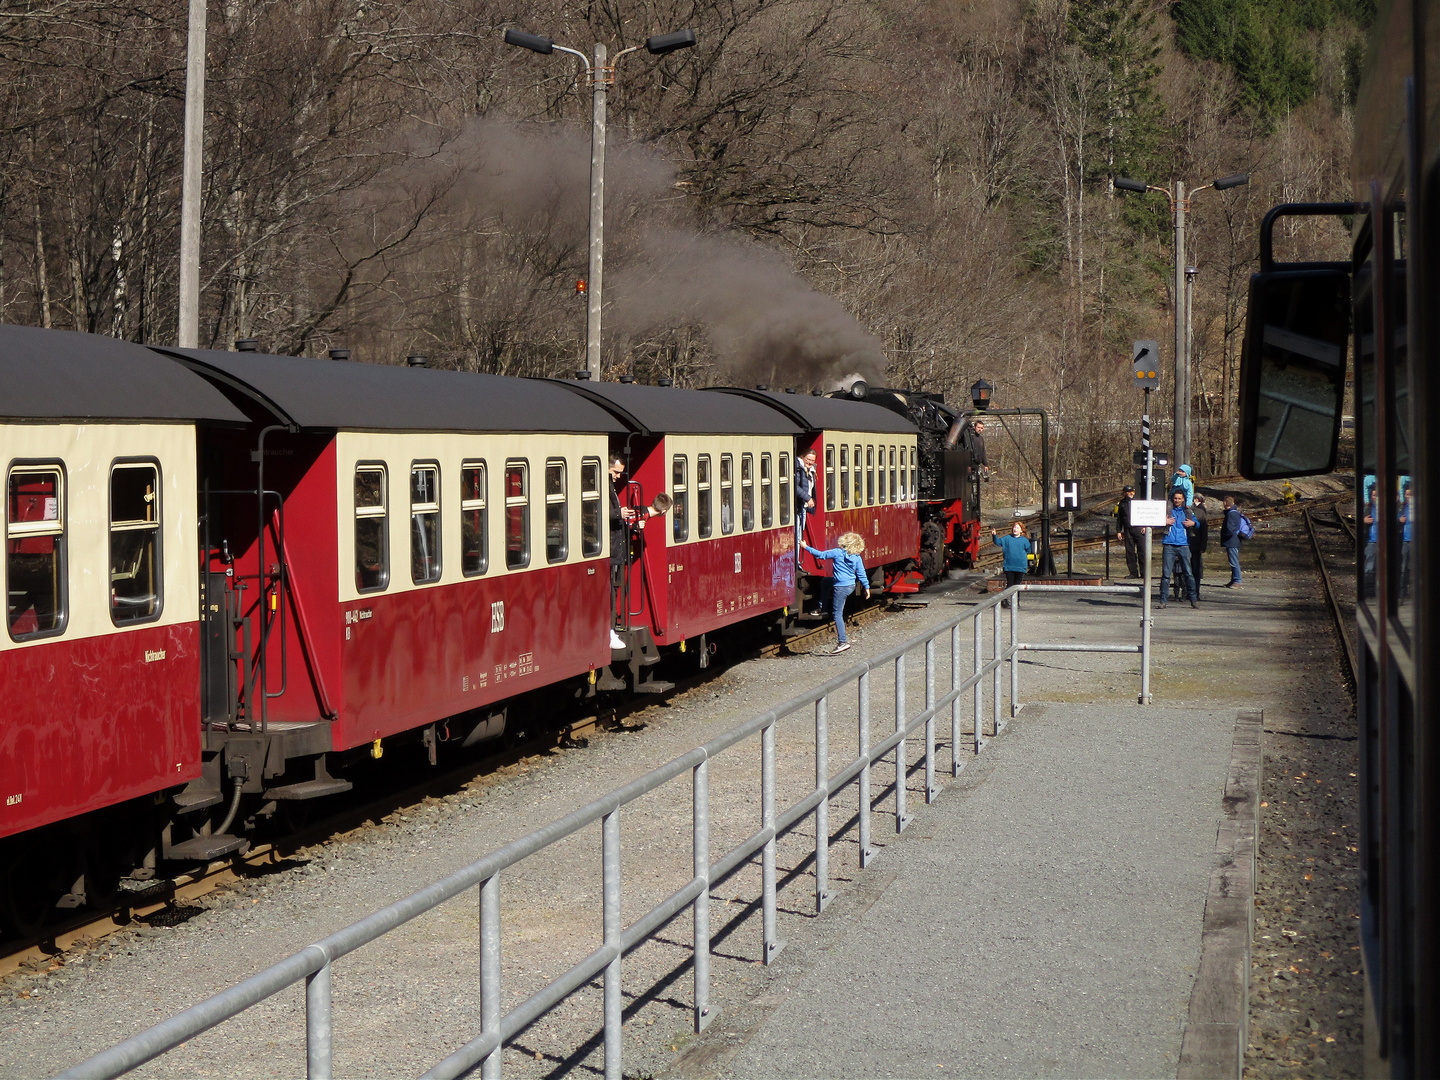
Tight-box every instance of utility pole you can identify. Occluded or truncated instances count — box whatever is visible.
[585,42,608,379]
[1173,180,1187,468]
[1141,395,1153,705]
[177,0,207,349]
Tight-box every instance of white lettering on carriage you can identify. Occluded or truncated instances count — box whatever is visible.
[144,649,166,663]
[490,600,505,633]
[5,794,21,807]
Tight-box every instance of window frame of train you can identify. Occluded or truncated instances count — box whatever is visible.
[504,459,530,571]
[877,446,886,504]
[410,461,442,585]
[354,463,389,594]
[890,446,898,503]
[910,447,918,499]
[760,452,773,529]
[839,444,850,509]
[544,458,568,564]
[460,460,488,577]
[778,452,791,526]
[671,455,689,543]
[826,445,837,510]
[853,443,863,508]
[697,454,712,538]
[720,453,735,535]
[5,460,69,641]
[740,453,754,531]
[109,458,164,625]
[581,457,602,558]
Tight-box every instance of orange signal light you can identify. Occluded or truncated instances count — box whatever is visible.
[576,279,587,294]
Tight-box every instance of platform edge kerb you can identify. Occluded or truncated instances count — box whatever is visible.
[1178,708,1263,1080]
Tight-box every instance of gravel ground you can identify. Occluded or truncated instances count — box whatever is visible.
[1,498,1359,1079]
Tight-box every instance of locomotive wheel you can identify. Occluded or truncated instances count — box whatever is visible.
[0,837,59,939]
[919,522,946,580]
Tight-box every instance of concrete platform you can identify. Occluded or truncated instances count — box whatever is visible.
[674,703,1257,1080]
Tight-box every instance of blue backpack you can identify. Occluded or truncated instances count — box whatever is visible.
[1236,511,1255,540]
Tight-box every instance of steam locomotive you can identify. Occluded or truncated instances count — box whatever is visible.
[0,325,983,937]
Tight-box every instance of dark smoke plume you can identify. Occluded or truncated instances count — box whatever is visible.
[387,118,883,384]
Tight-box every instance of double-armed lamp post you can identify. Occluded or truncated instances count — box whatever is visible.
[505,27,696,380]
[1114,173,1249,468]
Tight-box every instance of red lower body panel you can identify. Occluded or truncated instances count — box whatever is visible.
[0,624,202,840]
[337,562,612,748]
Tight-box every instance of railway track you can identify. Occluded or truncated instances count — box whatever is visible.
[1304,501,1359,690]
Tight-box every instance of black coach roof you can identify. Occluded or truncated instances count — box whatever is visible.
[154,348,623,434]
[0,325,247,423]
[544,379,802,436]
[708,388,918,435]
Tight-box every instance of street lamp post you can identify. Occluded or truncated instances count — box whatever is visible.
[505,27,696,380]
[177,0,208,349]
[1114,173,1248,468]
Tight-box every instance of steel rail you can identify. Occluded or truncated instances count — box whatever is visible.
[57,583,1145,1080]
[1304,507,1358,689]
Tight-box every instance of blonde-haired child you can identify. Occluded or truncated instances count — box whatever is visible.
[802,532,869,654]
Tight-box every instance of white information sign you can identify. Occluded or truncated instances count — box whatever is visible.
[1130,499,1169,528]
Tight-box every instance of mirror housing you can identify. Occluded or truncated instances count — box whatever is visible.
[1238,268,1350,479]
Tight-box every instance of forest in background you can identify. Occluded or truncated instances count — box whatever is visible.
[0,0,1370,496]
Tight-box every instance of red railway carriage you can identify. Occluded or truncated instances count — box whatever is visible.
[0,327,247,920]
[150,347,625,852]
[711,389,922,594]
[548,379,803,689]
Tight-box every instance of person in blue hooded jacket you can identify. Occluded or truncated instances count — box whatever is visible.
[992,522,1032,606]
[1171,463,1195,507]
[803,531,869,654]
[1159,489,1197,607]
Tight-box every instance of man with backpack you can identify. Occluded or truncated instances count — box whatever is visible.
[1221,495,1247,588]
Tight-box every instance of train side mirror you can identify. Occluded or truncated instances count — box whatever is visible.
[1238,268,1350,480]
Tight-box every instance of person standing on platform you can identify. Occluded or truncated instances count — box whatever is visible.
[1115,484,1141,577]
[1220,495,1244,588]
[1363,484,1379,598]
[795,448,817,547]
[1159,489,1197,608]
[991,522,1032,607]
[1188,493,1210,593]
[802,532,869,654]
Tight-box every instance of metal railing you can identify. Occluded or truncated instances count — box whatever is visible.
[58,582,1145,1080]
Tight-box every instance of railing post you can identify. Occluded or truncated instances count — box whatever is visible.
[992,602,1003,735]
[1009,592,1020,716]
[603,810,622,1080]
[305,958,332,1080]
[924,638,937,802]
[814,697,831,911]
[894,653,911,831]
[858,671,874,867]
[761,721,784,962]
[692,759,713,1032]
[950,624,961,777]
[973,613,984,749]
[479,874,502,1080]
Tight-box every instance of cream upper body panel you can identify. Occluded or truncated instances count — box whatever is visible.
[335,431,611,604]
[664,433,796,549]
[822,430,920,507]
[1,422,200,652]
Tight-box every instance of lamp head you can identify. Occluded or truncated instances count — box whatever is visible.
[1214,172,1250,191]
[970,378,993,410]
[504,29,554,54]
[645,28,696,54]
[1113,177,1149,193]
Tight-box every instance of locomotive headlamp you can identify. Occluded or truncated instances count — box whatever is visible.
[848,380,869,400]
[970,379,993,410]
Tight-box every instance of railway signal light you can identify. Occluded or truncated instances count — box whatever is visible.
[1132,340,1160,388]
[575,279,587,295]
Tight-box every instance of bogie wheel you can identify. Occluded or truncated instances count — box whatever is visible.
[81,827,126,910]
[0,836,60,940]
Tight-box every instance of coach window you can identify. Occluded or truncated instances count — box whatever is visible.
[760,453,773,528]
[461,461,488,576]
[866,446,875,505]
[504,460,530,570]
[697,455,712,538]
[839,445,850,509]
[6,464,67,640]
[910,448,917,498]
[853,444,863,508]
[778,452,791,526]
[877,448,886,504]
[825,446,836,510]
[109,462,162,624]
[741,453,754,530]
[672,455,689,542]
[354,465,388,593]
[890,447,898,502]
[581,458,602,558]
[545,459,568,563]
[411,464,441,584]
[720,453,735,534]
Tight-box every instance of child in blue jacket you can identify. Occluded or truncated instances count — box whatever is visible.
[992,522,1032,604]
[803,531,869,654]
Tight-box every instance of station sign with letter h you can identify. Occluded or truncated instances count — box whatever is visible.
[1056,479,1081,511]
[1132,340,1160,388]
